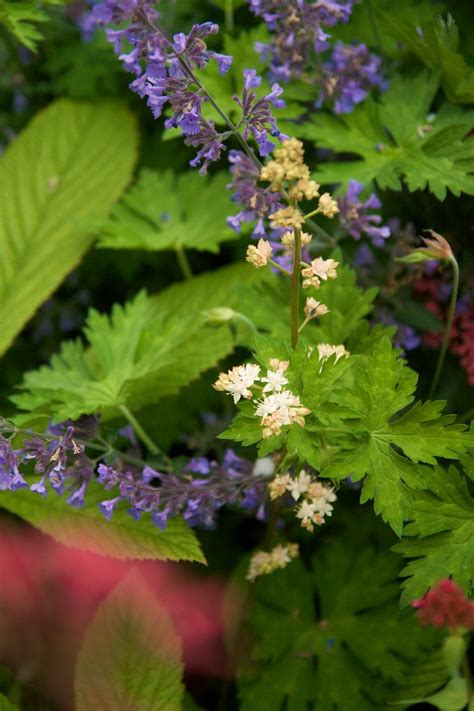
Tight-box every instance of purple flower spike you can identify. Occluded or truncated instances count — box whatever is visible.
[319,42,387,114]
[338,180,391,247]
[248,0,354,82]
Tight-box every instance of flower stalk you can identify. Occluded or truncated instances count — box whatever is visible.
[428,254,460,399]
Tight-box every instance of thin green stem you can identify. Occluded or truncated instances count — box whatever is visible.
[298,315,311,333]
[290,227,302,348]
[428,256,459,399]
[119,405,160,456]
[367,0,383,53]
[224,0,234,32]
[270,260,291,277]
[175,245,193,280]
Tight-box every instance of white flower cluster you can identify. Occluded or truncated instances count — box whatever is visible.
[301,256,339,290]
[246,238,272,268]
[247,542,299,582]
[317,343,350,362]
[213,358,311,438]
[269,470,337,532]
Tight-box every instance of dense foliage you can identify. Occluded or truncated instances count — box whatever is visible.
[0,0,473,709]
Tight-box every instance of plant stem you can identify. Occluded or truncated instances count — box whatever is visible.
[175,245,193,280]
[270,260,291,277]
[119,405,160,456]
[290,227,302,348]
[428,255,459,399]
[224,0,234,32]
[463,654,473,706]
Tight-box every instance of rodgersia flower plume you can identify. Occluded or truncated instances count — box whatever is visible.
[269,469,337,531]
[91,1,286,172]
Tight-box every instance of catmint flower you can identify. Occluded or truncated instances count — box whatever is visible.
[97,452,269,530]
[247,543,299,582]
[0,437,27,491]
[338,180,391,247]
[412,580,474,631]
[226,150,284,237]
[233,70,287,156]
[319,42,386,114]
[248,0,354,82]
[246,239,273,268]
[213,363,261,403]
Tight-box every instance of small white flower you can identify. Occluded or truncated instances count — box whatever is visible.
[304,297,329,319]
[247,543,299,581]
[281,230,312,247]
[253,457,275,478]
[246,239,272,268]
[213,363,261,403]
[261,368,289,393]
[317,343,350,362]
[268,473,291,500]
[287,470,313,501]
[318,192,339,218]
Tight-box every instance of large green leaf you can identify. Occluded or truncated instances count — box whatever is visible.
[96,169,237,254]
[11,264,261,421]
[75,573,184,711]
[0,99,138,356]
[294,72,474,199]
[395,466,474,605]
[0,483,205,562]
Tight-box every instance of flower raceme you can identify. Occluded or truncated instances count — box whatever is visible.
[213,359,311,438]
[269,470,337,532]
[91,1,286,173]
[412,579,474,631]
[247,543,299,582]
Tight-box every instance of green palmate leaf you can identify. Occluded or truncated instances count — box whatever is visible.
[0,0,64,49]
[320,339,472,534]
[238,538,441,710]
[0,483,204,562]
[294,72,474,199]
[12,264,260,421]
[96,169,237,254]
[75,573,184,711]
[394,466,474,606]
[380,11,474,104]
[0,99,138,356]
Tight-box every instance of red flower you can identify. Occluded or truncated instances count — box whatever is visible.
[412,579,474,630]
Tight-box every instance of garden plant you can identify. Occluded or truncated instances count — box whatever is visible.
[0,0,474,709]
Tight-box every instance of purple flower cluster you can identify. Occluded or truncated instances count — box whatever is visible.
[91,1,286,172]
[318,42,386,114]
[0,424,94,505]
[249,0,354,82]
[98,449,269,530]
[338,180,391,247]
[227,149,284,236]
[0,418,271,531]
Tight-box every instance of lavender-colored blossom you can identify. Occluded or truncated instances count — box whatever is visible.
[338,180,391,247]
[91,1,285,172]
[0,437,26,491]
[249,0,354,82]
[96,450,268,530]
[319,42,386,114]
[227,149,283,237]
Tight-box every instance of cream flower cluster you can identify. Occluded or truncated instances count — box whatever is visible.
[302,256,339,289]
[246,238,272,268]
[261,138,320,202]
[269,470,337,532]
[317,343,350,362]
[247,542,299,582]
[213,358,311,438]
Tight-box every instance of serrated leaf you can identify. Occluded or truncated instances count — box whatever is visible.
[0,483,205,563]
[0,99,138,356]
[0,0,64,49]
[321,339,471,534]
[380,11,474,104]
[238,536,441,710]
[75,573,184,711]
[395,466,474,605]
[96,169,237,254]
[11,264,261,420]
[294,72,474,199]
